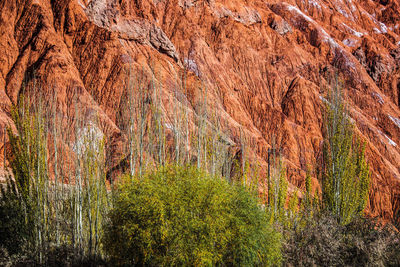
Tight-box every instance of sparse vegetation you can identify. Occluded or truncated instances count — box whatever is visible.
[319,79,370,224]
[1,90,110,265]
[1,70,397,267]
[283,212,400,266]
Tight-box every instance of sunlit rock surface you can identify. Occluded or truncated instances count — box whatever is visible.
[0,0,400,220]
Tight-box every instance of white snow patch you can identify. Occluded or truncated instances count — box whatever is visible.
[372,92,384,104]
[343,38,357,47]
[378,130,397,147]
[329,0,357,20]
[353,31,364,38]
[319,95,328,104]
[379,22,388,33]
[373,28,382,34]
[184,58,200,77]
[385,135,397,147]
[388,115,400,128]
[341,23,364,37]
[286,5,313,23]
[362,11,388,34]
[213,6,261,25]
[284,3,357,74]
[309,0,321,8]
[347,0,357,13]
[78,0,86,9]
[307,0,323,11]
[336,5,351,19]
[165,123,173,130]
[373,23,388,34]
[286,4,337,47]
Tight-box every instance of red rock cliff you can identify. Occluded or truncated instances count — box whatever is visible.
[0,0,400,220]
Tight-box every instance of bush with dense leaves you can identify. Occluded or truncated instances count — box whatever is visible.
[103,165,282,266]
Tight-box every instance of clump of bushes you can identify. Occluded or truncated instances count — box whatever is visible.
[103,165,282,266]
[281,79,400,266]
[283,212,400,266]
[2,69,399,267]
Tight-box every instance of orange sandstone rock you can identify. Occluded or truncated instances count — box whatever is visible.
[0,0,399,221]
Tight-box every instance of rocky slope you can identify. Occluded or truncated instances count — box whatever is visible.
[0,0,400,220]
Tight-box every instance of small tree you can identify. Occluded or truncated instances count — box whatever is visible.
[320,81,370,224]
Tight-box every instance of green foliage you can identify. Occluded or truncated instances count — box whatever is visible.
[0,175,28,256]
[267,163,288,225]
[1,95,110,264]
[4,97,50,261]
[264,152,301,230]
[0,68,381,266]
[304,171,312,211]
[104,165,282,266]
[320,82,370,224]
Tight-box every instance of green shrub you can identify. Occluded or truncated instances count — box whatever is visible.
[104,165,282,266]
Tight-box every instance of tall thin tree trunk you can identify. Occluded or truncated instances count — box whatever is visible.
[53,91,60,246]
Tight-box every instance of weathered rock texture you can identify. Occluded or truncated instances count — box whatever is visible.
[1,0,400,220]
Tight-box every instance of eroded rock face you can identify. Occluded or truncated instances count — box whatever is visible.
[1,0,400,220]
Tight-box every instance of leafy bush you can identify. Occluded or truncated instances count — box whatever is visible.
[104,165,282,266]
[283,212,400,266]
